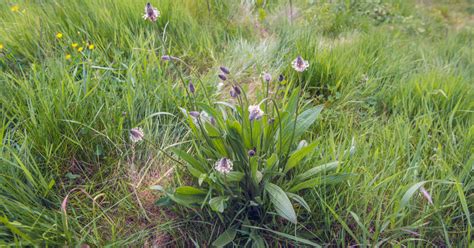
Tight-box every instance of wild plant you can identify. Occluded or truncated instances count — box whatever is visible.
[152,58,340,246]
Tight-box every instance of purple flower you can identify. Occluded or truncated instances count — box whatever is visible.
[218,74,227,81]
[248,105,264,121]
[220,66,230,74]
[263,72,272,82]
[230,85,241,98]
[161,55,172,61]
[233,85,241,95]
[215,158,233,174]
[248,148,256,157]
[143,3,160,22]
[188,81,195,94]
[189,111,200,118]
[230,89,237,98]
[291,56,309,72]
[130,127,144,143]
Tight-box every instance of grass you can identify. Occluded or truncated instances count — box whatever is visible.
[0,0,472,246]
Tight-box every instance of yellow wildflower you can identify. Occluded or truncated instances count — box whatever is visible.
[0,44,4,50]
[88,44,95,50]
[11,5,20,12]
[65,54,71,60]
[77,47,83,52]
[72,43,78,48]
[56,32,63,39]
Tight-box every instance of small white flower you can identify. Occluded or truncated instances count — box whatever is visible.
[291,56,309,72]
[217,82,224,92]
[130,128,144,143]
[200,111,210,119]
[297,140,308,150]
[143,3,160,22]
[215,158,233,174]
[248,105,264,121]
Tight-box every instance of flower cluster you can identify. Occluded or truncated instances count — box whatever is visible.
[248,105,264,121]
[143,3,160,22]
[129,127,144,143]
[54,31,95,60]
[291,55,309,72]
[215,158,233,174]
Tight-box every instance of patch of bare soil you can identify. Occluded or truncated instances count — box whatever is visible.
[127,156,177,247]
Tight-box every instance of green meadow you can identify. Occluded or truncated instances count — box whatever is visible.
[0,0,472,246]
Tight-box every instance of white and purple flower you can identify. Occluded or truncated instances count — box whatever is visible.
[262,72,272,82]
[143,3,160,22]
[130,127,144,143]
[291,56,309,72]
[215,158,233,174]
[248,105,264,121]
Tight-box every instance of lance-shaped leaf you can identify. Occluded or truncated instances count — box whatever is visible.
[265,183,297,224]
[285,142,318,172]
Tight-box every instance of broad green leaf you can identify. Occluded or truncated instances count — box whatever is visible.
[284,87,300,114]
[209,196,228,213]
[168,192,205,207]
[198,173,207,186]
[175,186,206,195]
[286,192,311,212]
[187,164,205,178]
[250,156,258,184]
[289,174,351,192]
[285,142,318,172]
[256,171,263,184]
[226,171,244,182]
[293,105,323,138]
[265,183,297,224]
[212,227,237,247]
[400,181,427,209]
[266,153,278,170]
[155,196,172,207]
[295,161,339,181]
[277,105,323,152]
[172,148,206,172]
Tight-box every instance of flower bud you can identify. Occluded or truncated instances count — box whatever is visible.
[161,55,172,61]
[263,72,272,82]
[279,74,285,82]
[218,74,227,81]
[230,89,237,98]
[233,85,241,95]
[189,111,200,118]
[220,66,230,74]
[210,117,216,126]
[188,81,195,94]
[248,148,256,157]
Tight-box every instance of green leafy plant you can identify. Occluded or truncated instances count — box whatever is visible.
[152,64,340,246]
